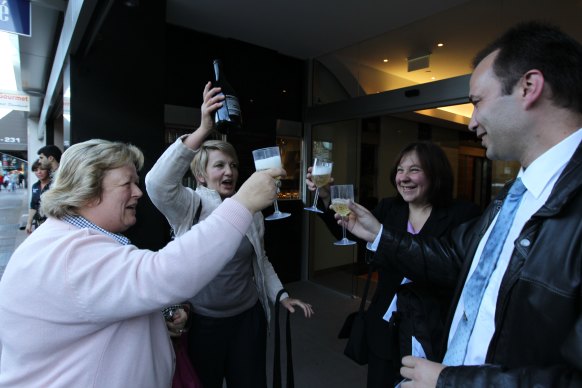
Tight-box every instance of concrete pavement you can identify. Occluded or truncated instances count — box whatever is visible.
[0,187,29,279]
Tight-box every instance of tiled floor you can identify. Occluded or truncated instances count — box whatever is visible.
[267,280,368,388]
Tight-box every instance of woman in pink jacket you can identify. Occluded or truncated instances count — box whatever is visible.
[0,139,283,388]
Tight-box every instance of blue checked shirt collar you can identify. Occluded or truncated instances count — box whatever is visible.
[62,215,131,245]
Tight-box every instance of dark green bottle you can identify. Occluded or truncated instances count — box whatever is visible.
[213,59,242,134]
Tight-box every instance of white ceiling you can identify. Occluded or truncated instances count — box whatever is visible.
[166,0,473,60]
[167,0,582,123]
[15,0,582,122]
[167,0,582,88]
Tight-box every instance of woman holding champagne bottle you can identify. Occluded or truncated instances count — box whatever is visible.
[307,141,480,387]
[146,82,313,388]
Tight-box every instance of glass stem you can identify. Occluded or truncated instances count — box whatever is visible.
[342,217,348,240]
[312,188,320,208]
[273,199,281,214]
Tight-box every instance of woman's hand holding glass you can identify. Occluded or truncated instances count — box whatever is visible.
[304,159,333,213]
[233,167,285,214]
[252,147,291,220]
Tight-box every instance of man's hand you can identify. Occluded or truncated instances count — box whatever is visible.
[334,201,381,243]
[233,168,286,213]
[399,356,446,388]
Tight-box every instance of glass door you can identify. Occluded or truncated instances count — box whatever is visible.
[308,119,360,296]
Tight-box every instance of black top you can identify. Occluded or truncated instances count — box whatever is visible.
[30,179,51,224]
[320,196,480,359]
[365,197,480,358]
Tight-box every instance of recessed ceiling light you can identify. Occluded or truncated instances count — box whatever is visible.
[437,43,444,47]
[431,77,436,80]
[383,59,389,63]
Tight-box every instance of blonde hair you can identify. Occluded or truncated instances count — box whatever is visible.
[41,139,144,218]
[190,140,238,186]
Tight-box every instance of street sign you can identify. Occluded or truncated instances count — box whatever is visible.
[0,90,29,111]
[0,0,31,37]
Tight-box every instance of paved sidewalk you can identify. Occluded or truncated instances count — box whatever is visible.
[0,188,29,279]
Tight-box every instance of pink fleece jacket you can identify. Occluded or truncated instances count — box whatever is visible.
[0,198,251,387]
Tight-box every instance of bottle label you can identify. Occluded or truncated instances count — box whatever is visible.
[224,94,241,117]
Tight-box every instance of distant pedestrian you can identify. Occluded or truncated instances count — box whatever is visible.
[4,174,11,192]
[10,171,19,191]
[26,160,51,234]
[37,145,62,175]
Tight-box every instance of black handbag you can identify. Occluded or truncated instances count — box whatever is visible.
[340,265,372,365]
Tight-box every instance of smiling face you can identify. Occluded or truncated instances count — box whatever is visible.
[81,164,143,233]
[468,50,523,161]
[395,151,430,206]
[198,150,238,198]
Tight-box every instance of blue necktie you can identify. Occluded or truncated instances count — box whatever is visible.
[443,178,527,366]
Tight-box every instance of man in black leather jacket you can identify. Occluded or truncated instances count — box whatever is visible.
[341,22,582,387]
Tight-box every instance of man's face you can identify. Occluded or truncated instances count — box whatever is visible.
[85,164,143,233]
[38,153,52,169]
[468,51,523,161]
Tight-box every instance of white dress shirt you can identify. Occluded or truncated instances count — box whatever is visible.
[449,128,582,365]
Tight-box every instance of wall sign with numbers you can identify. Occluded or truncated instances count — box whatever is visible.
[1,137,22,143]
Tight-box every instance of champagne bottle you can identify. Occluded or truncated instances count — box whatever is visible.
[213,59,242,134]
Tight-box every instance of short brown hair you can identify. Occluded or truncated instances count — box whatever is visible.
[31,159,49,172]
[473,21,582,113]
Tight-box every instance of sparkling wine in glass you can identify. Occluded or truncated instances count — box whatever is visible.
[330,184,357,246]
[252,146,291,221]
[304,158,333,213]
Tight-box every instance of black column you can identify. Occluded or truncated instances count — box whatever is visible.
[69,1,167,250]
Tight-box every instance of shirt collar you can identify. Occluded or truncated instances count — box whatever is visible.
[518,128,582,199]
[62,215,131,245]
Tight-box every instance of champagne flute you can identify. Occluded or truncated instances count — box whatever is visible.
[330,184,357,246]
[252,146,291,221]
[304,158,333,213]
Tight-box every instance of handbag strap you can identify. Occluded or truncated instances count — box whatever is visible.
[170,203,202,240]
[273,289,294,388]
[358,265,373,313]
[192,202,202,225]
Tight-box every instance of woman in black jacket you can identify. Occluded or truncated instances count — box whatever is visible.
[307,141,480,387]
